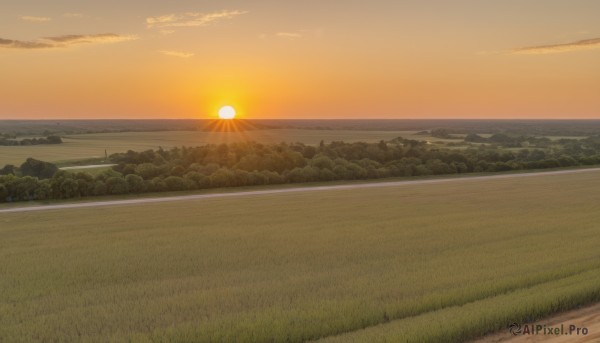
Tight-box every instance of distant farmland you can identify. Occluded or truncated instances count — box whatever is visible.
[1,171,600,342]
[0,129,425,166]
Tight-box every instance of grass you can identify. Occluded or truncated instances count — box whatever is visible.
[319,269,600,342]
[2,171,600,342]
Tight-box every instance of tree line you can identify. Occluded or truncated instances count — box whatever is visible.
[0,135,63,146]
[2,136,600,202]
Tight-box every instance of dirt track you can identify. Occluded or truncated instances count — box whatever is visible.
[473,303,600,342]
[2,168,600,214]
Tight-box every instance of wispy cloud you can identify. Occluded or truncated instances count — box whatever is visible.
[276,32,303,39]
[63,13,83,18]
[20,16,51,22]
[512,38,600,55]
[146,10,246,29]
[261,29,322,40]
[0,34,138,50]
[159,50,194,58]
[0,38,54,49]
[43,34,137,44]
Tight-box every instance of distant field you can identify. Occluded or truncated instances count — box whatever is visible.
[0,129,427,166]
[2,119,600,135]
[2,172,600,342]
[477,133,586,141]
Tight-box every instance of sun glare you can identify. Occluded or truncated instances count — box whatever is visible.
[218,106,236,120]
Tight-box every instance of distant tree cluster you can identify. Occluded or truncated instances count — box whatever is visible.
[430,129,460,139]
[465,133,552,148]
[3,136,600,203]
[0,135,63,146]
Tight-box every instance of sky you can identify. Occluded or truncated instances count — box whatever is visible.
[1,0,599,120]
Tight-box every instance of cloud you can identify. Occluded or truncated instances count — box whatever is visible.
[147,14,177,27]
[276,32,303,39]
[512,38,600,55]
[261,29,322,40]
[0,38,54,49]
[63,13,83,18]
[0,34,138,50]
[146,10,246,29]
[159,30,176,35]
[43,34,137,44]
[159,50,194,58]
[20,16,51,22]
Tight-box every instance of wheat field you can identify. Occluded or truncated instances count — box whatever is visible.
[1,172,600,342]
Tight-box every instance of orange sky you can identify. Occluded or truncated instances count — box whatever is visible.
[1,0,599,119]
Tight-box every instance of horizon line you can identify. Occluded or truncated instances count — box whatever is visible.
[2,117,600,121]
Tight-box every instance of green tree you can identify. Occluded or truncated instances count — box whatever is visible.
[171,165,186,177]
[75,172,95,196]
[164,176,186,191]
[261,170,284,184]
[0,164,17,176]
[135,163,160,179]
[93,181,108,196]
[126,174,146,193]
[0,184,8,202]
[210,169,234,188]
[286,167,305,183]
[232,170,250,186]
[310,154,334,170]
[34,180,52,200]
[96,168,124,182]
[150,178,168,192]
[59,178,79,198]
[106,177,129,195]
[248,171,268,185]
[19,158,58,179]
[319,169,336,181]
[183,171,205,187]
[46,135,63,144]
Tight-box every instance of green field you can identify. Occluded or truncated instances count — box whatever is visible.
[2,171,600,342]
[0,129,431,166]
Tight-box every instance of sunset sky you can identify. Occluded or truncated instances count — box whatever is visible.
[1,0,599,119]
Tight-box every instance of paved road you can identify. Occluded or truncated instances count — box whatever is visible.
[2,168,600,214]
[59,164,117,170]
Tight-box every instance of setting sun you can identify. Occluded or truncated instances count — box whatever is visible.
[218,106,236,120]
